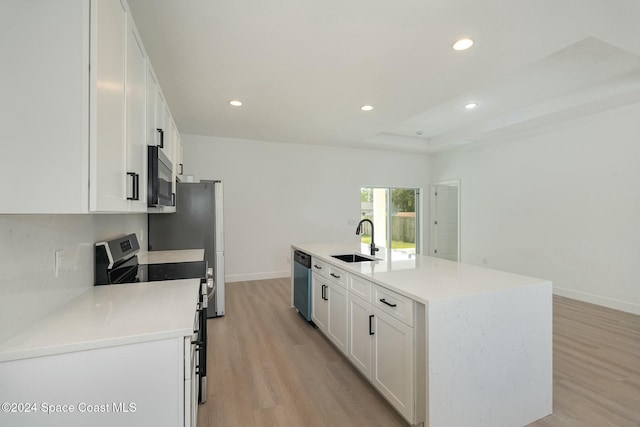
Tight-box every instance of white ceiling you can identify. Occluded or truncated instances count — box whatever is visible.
[127,0,640,154]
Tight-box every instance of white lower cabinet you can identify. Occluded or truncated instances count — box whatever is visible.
[0,337,193,427]
[326,282,348,353]
[312,272,348,354]
[347,292,415,422]
[347,292,373,377]
[371,307,414,422]
[184,336,198,427]
[312,273,328,331]
[310,265,423,426]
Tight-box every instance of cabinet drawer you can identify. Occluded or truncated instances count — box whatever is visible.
[311,257,327,278]
[327,264,348,288]
[372,284,414,327]
[349,275,371,301]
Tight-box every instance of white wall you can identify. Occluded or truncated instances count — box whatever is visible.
[430,102,640,314]
[0,214,147,342]
[183,135,430,282]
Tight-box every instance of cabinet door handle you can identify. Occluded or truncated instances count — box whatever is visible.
[126,172,139,200]
[171,192,176,206]
[157,128,164,148]
[321,284,327,301]
[179,163,184,175]
[369,315,374,335]
[330,273,340,279]
[134,173,140,200]
[313,265,322,270]
[379,298,397,308]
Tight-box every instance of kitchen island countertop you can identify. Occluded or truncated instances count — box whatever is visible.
[292,242,550,304]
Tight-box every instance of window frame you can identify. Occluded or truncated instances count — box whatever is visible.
[360,186,421,255]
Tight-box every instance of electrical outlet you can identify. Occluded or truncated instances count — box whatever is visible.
[286,257,291,264]
[55,249,64,277]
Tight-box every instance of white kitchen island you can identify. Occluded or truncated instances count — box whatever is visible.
[0,279,201,427]
[292,243,552,427]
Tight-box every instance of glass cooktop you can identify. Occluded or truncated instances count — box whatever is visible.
[137,261,206,283]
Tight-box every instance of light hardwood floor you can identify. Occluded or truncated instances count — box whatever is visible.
[197,278,640,427]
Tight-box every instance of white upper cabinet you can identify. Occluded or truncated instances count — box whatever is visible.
[0,0,179,214]
[90,0,128,212]
[155,92,166,147]
[162,100,174,163]
[152,86,175,165]
[175,131,184,178]
[125,13,148,212]
[1,0,91,213]
[168,118,179,181]
[146,67,160,147]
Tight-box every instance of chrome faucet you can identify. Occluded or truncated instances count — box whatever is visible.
[355,219,379,256]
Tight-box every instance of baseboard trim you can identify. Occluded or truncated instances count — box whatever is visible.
[553,287,640,315]
[226,271,290,283]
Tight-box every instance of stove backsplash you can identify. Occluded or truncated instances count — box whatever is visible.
[0,214,147,343]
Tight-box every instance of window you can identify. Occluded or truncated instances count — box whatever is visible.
[360,187,420,258]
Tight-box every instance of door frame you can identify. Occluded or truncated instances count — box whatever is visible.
[429,179,461,261]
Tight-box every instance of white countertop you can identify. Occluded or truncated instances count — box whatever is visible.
[0,279,201,362]
[138,249,205,264]
[293,242,550,304]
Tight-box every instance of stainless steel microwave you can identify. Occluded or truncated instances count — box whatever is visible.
[148,146,174,207]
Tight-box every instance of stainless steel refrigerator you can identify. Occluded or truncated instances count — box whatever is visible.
[148,180,225,318]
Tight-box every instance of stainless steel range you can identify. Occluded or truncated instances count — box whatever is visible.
[94,233,209,404]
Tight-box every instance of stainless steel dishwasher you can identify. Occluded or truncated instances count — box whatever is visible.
[293,250,313,323]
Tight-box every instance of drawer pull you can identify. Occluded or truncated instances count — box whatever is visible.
[314,265,322,270]
[330,273,341,279]
[379,298,397,308]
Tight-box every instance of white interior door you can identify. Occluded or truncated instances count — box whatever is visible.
[432,181,460,261]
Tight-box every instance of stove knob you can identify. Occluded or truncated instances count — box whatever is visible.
[207,278,214,290]
[206,268,213,279]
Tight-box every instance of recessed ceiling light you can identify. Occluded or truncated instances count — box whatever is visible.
[464,102,478,110]
[361,105,374,111]
[229,100,243,107]
[452,38,474,51]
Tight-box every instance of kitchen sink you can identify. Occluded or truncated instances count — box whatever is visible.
[331,253,377,263]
